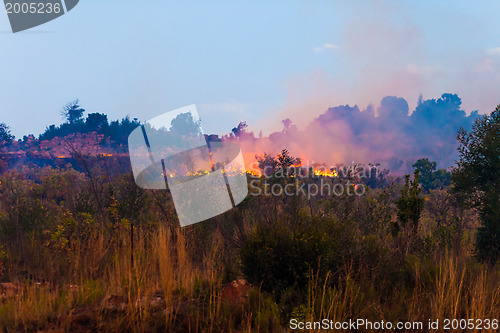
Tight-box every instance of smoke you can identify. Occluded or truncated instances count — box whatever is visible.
[236,93,479,174]
[239,3,500,173]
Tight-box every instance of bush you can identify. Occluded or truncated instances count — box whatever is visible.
[240,218,386,298]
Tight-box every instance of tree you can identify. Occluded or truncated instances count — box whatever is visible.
[256,149,301,178]
[413,158,436,182]
[452,105,500,264]
[395,169,424,235]
[61,99,85,124]
[0,123,14,143]
[277,149,301,171]
[412,158,451,192]
[231,121,248,138]
[86,113,108,131]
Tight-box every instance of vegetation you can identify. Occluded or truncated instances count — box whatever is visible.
[394,169,425,235]
[0,123,14,143]
[452,105,500,264]
[60,99,86,125]
[0,104,498,332]
[412,158,451,192]
[38,99,140,145]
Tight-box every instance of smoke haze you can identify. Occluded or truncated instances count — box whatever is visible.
[236,93,480,173]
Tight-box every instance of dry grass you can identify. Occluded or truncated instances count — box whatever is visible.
[0,223,498,332]
[304,251,500,332]
[0,225,229,332]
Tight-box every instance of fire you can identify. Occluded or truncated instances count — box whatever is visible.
[313,167,337,178]
[241,152,340,178]
[246,169,261,177]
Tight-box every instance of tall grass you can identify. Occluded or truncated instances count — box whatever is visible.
[0,225,220,331]
[305,251,500,332]
[0,222,499,332]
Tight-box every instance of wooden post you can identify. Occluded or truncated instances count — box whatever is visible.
[131,224,134,268]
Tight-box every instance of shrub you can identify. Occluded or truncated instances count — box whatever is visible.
[240,218,386,299]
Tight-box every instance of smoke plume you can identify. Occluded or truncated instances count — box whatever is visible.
[234,93,479,174]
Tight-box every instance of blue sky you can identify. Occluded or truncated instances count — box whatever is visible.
[1,1,500,138]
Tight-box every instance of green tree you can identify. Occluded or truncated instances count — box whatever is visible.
[86,113,108,131]
[395,169,424,235]
[412,158,436,184]
[0,123,14,143]
[60,99,85,124]
[452,105,500,264]
[412,158,451,192]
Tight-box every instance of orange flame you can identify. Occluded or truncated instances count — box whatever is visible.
[313,167,337,177]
